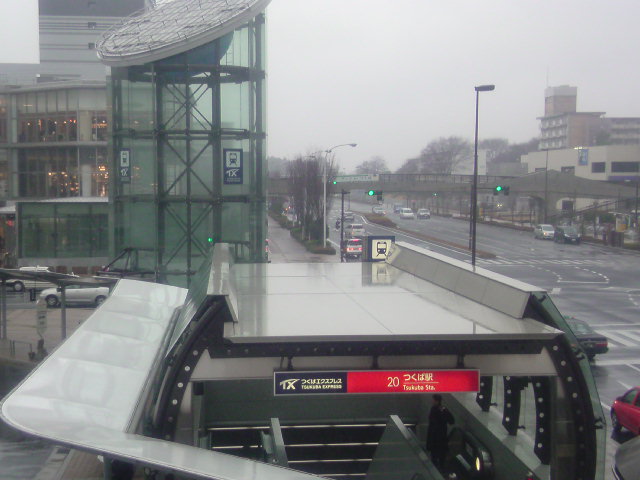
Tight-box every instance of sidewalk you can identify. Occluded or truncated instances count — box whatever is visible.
[268,221,340,264]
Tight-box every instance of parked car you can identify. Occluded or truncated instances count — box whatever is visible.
[40,284,110,308]
[6,266,55,292]
[345,223,365,238]
[554,225,581,244]
[398,208,415,219]
[565,316,608,360]
[611,386,640,435]
[372,206,386,215]
[533,224,555,240]
[342,238,363,259]
[613,434,640,479]
[343,211,355,222]
[417,208,431,219]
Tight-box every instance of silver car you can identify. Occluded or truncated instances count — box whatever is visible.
[399,208,415,219]
[533,224,555,240]
[40,284,110,308]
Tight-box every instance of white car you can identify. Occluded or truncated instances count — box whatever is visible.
[399,208,415,219]
[7,266,55,292]
[533,224,555,240]
[345,223,365,238]
[40,284,110,308]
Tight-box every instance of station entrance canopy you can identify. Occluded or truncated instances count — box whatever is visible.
[0,243,604,479]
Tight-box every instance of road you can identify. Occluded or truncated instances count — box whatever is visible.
[331,201,640,477]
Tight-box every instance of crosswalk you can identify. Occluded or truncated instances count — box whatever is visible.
[478,257,608,267]
[598,329,640,348]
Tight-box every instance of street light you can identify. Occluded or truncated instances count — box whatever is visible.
[470,84,495,267]
[323,143,357,248]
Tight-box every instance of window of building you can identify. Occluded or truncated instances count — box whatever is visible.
[591,162,605,173]
[611,162,640,173]
[18,148,80,198]
[561,166,575,174]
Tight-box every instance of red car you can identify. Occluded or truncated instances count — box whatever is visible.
[612,387,640,435]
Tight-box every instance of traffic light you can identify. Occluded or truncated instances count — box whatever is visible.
[493,185,510,195]
[367,190,383,201]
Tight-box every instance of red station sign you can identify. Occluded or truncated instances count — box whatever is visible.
[274,369,479,395]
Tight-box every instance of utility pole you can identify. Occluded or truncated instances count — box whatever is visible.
[340,190,348,262]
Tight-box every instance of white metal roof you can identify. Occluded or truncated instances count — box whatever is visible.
[0,279,318,480]
[96,0,271,67]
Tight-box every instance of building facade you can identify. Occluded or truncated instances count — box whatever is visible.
[0,1,147,269]
[538,85,640,151]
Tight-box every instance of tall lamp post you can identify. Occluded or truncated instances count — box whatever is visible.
[323,143,357,247]
[470,84,495,267]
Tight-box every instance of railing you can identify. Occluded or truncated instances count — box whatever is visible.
[9,339,33,358]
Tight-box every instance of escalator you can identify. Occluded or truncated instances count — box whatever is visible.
[208,418,446,479]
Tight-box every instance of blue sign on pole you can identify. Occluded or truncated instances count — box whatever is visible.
[223,148,243,185]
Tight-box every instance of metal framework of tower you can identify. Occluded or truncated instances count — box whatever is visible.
[107,13,267,287]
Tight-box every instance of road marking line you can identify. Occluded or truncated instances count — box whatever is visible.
[556,280,609,284]
[601,402,611,412]
[595,331,636,347]
[550,288,561,294]
[618,330,640,342]
[618,380,633,390]
[595,358,640,366]
[626,363,640,374]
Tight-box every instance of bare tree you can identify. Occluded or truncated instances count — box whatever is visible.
[287,155,337,241]
[419,136,471,174]
[355,156,390,175]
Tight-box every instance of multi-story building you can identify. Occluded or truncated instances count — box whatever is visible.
[0,0,148,269]
[538,85,640,151]
[538,86,604,150]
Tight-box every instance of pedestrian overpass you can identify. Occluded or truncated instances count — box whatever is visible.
[270,170,638,218]
[0,243,606,479]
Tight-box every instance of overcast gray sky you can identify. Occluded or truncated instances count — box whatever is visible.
[0,0,39,64]
[267,0,640,172]
[1,1,639,173]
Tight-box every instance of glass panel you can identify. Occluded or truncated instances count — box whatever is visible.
[20,203,56,257]
[121,201,156,250]
[121,69,154,131]
[56,204,90,257]
[190,140,213,195]
[220,81,250,131]
[221,26,248,67]
[36,92,47,114]
[47,91,57,113]
[67,90,78,112]
[130,139,155,194]
[161,81,187,131]
[163,138,187,196]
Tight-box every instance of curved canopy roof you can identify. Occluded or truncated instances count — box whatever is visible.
[96,0,271,67]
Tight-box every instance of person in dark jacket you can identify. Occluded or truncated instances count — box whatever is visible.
[426,394,455,468]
